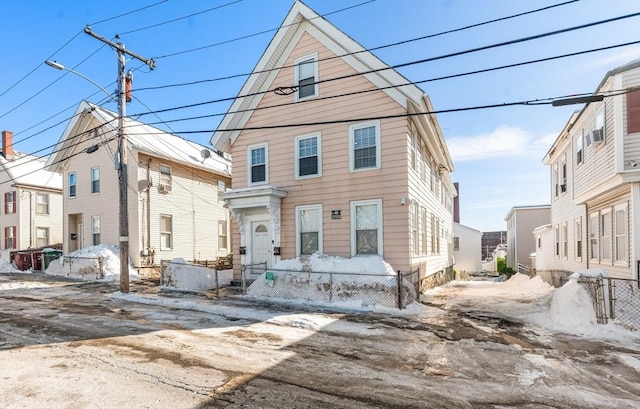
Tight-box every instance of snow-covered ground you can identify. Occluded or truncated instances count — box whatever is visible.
[44,244,139,281]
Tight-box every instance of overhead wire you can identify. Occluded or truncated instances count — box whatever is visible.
[130,12,640,118]
[88,0,169,26]
[140,0,579,89]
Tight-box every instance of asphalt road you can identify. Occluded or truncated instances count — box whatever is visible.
[0,273,639,409]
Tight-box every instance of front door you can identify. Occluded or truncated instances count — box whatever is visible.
[251,222,271,269]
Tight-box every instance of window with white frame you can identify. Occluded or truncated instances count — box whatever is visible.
[68,172,76,198]
[295,133,321,178]
[4,226,16,249]
[36,227,49,247]
[410,129,416,170]
[553,164,559,198]
[412,202,419,255]
[4,191,16,214]
[421,207,428,255]
[614,204,627,263]
[600,209,611,261]
[91,167,100,194]
[248,144,267,184]
[554,225,560,258]
[351,199,382,256]
[294,53,318,100]
[576,131,583,165]
[296,204,322,255]
[436,217,441,255]
[159,165,172,191]
[589,213,599,260]
[218,220,227,251]
[453,236,460,251]
[349,121,380,171]
[575,218,582,260]
[91,216,100,245]
[430,213,436,254]
[562,222,568,258]
[561,157,567,194]
[36,193,49,215]
[160,214,173,250]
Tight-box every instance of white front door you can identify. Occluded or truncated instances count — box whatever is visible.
[252,222,271,268]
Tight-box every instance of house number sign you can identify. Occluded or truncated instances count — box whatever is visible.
[331,210,341,219]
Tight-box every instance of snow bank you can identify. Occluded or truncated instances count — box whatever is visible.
[246,254,415,309]
[550,277,597,326]
[162,258,233,291]
[0,259,21,273]
[45,244,138,282]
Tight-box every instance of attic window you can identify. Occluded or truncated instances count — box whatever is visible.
[295,53,318,100]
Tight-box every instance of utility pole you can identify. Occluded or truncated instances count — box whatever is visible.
[84,26,155,293]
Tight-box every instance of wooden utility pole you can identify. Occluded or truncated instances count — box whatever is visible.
[84,26,155,293]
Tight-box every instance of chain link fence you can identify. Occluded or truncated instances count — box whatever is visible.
[576,275,640,330]
[241,264,418,309]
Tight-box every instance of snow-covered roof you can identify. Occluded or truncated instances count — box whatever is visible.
[1,151,62,190]
[47,101,231,177]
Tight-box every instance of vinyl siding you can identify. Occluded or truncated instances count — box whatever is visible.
[622,68,640,167]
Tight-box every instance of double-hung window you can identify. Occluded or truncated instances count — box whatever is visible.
[91,167,100,194]
[614,204,627,264]
[36,193,49,215]
[351,199,382,256]
[36,227,49,247]
[4,226,16,249]
[349,121,381,172]
[295,133,321,178]
[218,220,228,251]
[248,144,267,184]
[68,173,76,198]
[295,53,318,100]
[92,216,101,245]
[562,222,568,258]
[601,209,612,261]
[296,204,322,256]
[159,165,172,192]
[589,213,599,260]
[576,131,583,165]
[4,191,16,214]
[160,214,173,250]
[575,218,582,260]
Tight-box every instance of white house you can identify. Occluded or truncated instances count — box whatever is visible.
[453,222,482,274]
[541,59,640,280]
[1,130,63,263]
[504,205,550,272]
[46,101,232,271]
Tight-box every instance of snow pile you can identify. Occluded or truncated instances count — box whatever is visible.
[247,253,415,309]
[162,258,233,291]
[0,259,21,273]
[550,276,597,326]
[45,244,138,282]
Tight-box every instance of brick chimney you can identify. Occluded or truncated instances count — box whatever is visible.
[2,130,14,160]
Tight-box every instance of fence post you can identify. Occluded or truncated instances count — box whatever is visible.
[608,278,615,320]
[397,270,403,310]
[99,256,104,279]
[241,264,246,294]
[215,268,220,298]
[329,271,333,303]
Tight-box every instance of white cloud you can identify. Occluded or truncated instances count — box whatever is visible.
[586,46,640,71]
[447,126,551,162]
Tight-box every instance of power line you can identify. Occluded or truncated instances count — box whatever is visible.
[153,0,377,59]
[138,41,639,128]
[131,12,640,118]
[141,0,578,89]
[89,0,169,26]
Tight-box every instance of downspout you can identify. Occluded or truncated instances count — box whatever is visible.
[146,159,151,255]
[583,203,589,270]
[28,191,33,248]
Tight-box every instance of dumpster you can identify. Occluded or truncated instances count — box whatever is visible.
[13,252,32,271]
[32,252,43,271]
[42,249,63,270]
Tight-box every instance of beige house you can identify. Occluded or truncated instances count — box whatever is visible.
[1,130,63,262]
[211,2,456,288]
[540,60,640,280]
[504,205,550,272]
[46,101,232,270]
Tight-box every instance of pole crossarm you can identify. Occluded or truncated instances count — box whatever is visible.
[84,26,156,70]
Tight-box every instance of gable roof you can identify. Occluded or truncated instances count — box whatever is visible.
[1,151,62,190]
[47,101,231,177]
[210,0,434,153]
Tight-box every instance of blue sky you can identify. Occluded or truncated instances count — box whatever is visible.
[1,0,639,232]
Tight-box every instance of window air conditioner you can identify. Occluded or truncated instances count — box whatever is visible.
[591,128,604,145]
[158,183,172,193]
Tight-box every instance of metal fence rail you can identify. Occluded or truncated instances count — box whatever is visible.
[241,265,418,309]
[607,277,640,330]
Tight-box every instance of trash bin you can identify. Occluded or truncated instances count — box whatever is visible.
[43,250,63,270]
[32,252,43,271]
[14,252,32,271]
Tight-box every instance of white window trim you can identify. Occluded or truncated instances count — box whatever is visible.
[247,143,269,186]
[295,204,323,256]
[294,132,322,180]
[69,172,76,199]
[294,52,319,102]
[589,212,599,262]
[350,199,383,257]
[348,120,381,173]
[218,220,228,251]
[91,166,100,195]
[36,193,49,215]
[574,217,582,262]
[600,208,612,263]
[160,214,173,250]
[562,222,568,259]
[159,164,172,191]
[613,203,628,266]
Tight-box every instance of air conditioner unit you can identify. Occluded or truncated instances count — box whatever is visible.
[158,183,172,193]
[591,128,604,145]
